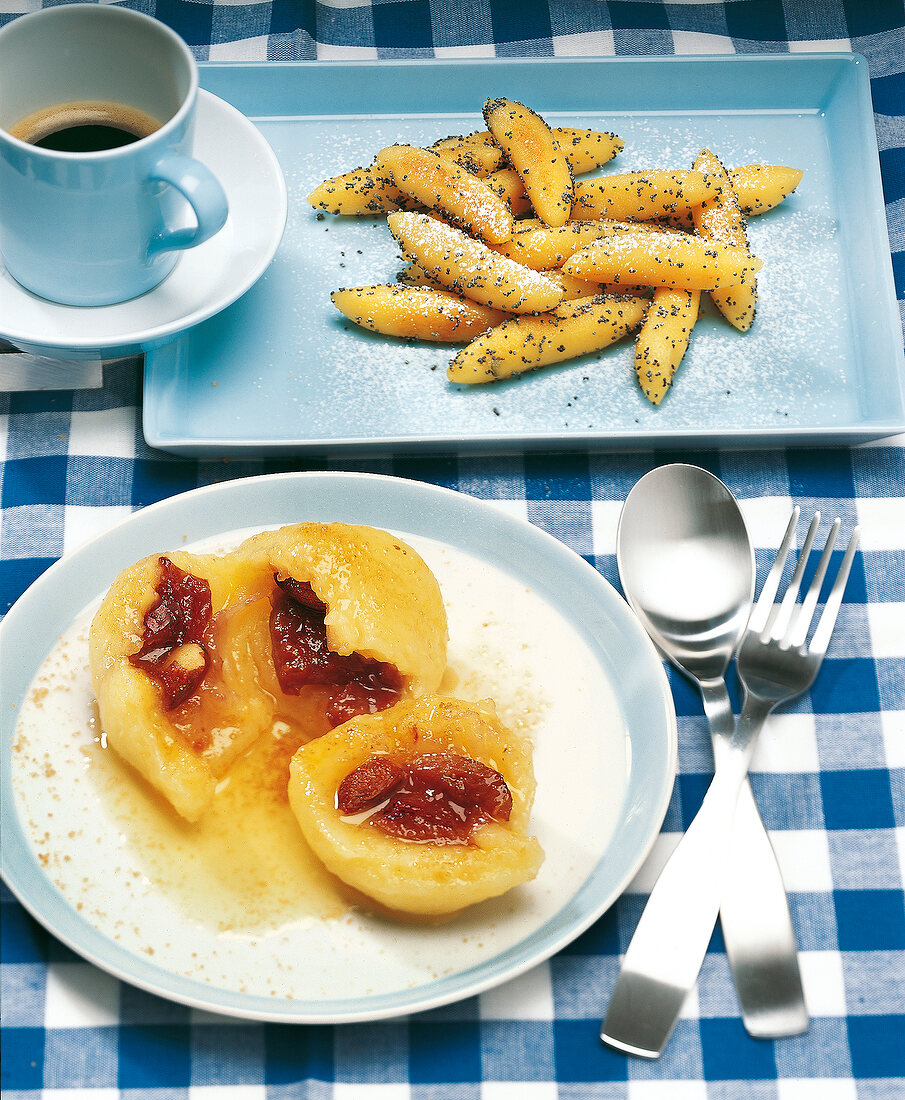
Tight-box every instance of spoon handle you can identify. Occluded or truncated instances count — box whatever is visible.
[600,692,771,1057]
[700,681,808,1038]
[600,748,749,1056]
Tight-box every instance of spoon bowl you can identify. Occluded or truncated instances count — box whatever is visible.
[617,463,754,683]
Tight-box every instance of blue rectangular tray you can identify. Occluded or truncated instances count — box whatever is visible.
[143,56,905,454]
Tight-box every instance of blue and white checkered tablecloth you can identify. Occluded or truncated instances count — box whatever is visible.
[2,1,904,1096]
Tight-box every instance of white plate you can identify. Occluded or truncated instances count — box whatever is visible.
[0,90,287,360]
[0,472,676,1023]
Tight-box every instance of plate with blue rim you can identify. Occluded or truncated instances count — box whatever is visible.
[1,471,676,1022]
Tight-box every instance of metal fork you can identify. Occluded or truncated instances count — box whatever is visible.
[601,509,860,1058]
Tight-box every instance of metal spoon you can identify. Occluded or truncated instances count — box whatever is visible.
[611,463,807,1045]
[0,338,108,391]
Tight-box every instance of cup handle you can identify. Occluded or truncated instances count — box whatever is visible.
[147,153,228,256]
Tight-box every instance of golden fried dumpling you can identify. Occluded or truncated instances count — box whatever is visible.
[237,522,448,696]
[88,550,275,821]
[288,695,544,915]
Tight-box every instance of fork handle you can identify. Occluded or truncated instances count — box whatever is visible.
[722,785,809,1036]
[700,682,808,1039]
[601,692,773,1057]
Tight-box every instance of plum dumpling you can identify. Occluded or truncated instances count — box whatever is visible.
[288,695,544,916]
[89,548,282,821]
[238,521,448,728]
[89,523,449,822]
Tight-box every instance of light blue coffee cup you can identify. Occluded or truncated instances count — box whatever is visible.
[0,5,228,307]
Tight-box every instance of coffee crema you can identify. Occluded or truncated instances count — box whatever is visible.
[9,99,161,152]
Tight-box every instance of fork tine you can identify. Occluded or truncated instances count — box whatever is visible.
[787,518,840,650]
[806,526,860,660]
[750,507,800,635]
[769,512,821,643]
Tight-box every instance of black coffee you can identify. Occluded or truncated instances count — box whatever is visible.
[34,123,144,152]
[9,99,161,152]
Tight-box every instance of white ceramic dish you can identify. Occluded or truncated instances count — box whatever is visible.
[1,472,677,1022]
[0,90,287,360]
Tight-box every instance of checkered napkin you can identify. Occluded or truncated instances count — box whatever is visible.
[2,1,904,1097]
